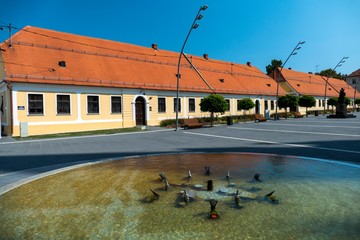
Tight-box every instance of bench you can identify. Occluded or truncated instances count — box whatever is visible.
[254,114,267,122]
[294,112,304,118]
[183,118,204,129]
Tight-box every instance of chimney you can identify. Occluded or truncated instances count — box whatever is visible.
[203,53,209,60]
[246,61,252,67]
[151,43,158,50]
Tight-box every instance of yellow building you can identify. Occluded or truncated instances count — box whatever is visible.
[0,26,286,137]
[270,67,359,113]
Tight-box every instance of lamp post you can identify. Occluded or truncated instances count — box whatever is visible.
[274,41,305,121]
[353,79,359,112]
[175,5,208,131]
[323,56,348,115]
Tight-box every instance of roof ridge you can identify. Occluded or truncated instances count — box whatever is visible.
[22,26,150,50]
[15,26,265,74]
[348,68,360,77]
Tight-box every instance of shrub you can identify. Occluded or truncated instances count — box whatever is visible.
[159,119,184,127]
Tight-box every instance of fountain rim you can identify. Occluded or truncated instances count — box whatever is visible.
[1,152,359,197]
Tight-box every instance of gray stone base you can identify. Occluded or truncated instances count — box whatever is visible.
[327,114,356,118]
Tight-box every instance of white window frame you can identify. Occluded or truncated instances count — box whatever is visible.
[86,94,100,114]
[110,95,122,114]
[173,97,181,113]
[55,93,72,115]
[200,98,204,112]
[188,98,196,113]
[158,97,166,113]
[27,92,45,116]
[225,98,230,112]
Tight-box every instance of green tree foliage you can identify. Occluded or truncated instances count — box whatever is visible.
[266,59,282,74]
[355,98,360,106]
[237,98,255,115]
[278,94,299,119]
[327,97,338,113]
[200,94,228,126]
[327,97,338,107]
[316,69,343,80]
[344,97,351,106]
[298,95,316,116]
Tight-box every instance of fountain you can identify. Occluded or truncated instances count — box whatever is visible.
[0,153,359,239]
[327,88,356,118]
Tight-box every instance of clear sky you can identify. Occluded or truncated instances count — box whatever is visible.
[1,0,359,75]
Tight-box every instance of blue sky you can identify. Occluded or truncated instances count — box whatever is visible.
[1,0,359,75]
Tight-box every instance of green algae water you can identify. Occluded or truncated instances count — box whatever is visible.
[0,153,359,239]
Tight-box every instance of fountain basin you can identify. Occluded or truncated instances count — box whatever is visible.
[0,153,359,239]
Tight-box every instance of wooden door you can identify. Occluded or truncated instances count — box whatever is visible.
[135,97,146,125]
[255,100,260,114]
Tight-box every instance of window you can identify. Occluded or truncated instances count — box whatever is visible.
[225,99,230,111]
[87,95,99,114]
[265,100,269,110]
[174,98,181,112]
[111,96,122,113]
[319,99,322,107]
[188,98,195,112]
[158,97,166,113]
[28,94,44,115]
[322,100,325,107]
[56,94,70,114]
[200,98,204,112]
[237,100,241,111]
[271,100,275,110]
[352,79,357,84]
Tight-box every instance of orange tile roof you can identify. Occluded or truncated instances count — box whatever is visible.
[348,68,360,77]
[0,26,285,96]
[278,68,359,98]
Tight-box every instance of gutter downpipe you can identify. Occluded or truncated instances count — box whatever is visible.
[354,79,359,112]
[6,81,13,136]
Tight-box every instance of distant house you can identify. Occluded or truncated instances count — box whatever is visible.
[344,68,360,92]
[0,26,286,137]
[269,67,359,112]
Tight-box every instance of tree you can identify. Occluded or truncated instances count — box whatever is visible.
[237,98,255,116]
[298,95,316,117]
[266,59,282,75]
[355,98,360,106]
[327,97,338,113]
[200,94,228,127]
[344,97,351,106]
[326,96,351,113]
[316,69,343,80]
[277,94,299,119]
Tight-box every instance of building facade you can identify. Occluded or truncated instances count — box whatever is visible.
[270,68,359,113]
[0,26,285,137]
[345,69,360,100]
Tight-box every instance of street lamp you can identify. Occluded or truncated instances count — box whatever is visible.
[274,41,305,121]
[323,56,348,115]
[353,79,359,112]
[175,5,208,131]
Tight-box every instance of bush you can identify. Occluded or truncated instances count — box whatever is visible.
[159,119,184,127]
[159,114,256,127]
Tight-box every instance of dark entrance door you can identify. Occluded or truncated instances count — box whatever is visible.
[255,100,260,114]
[135,97,146,125]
